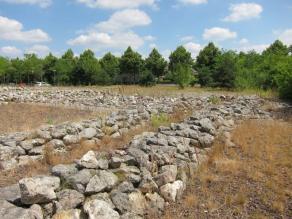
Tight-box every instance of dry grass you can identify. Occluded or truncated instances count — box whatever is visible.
[0,108,191,187]
[101,85,278,99]
[162,119,292,218]
[0,160,49,187]
[0,103,109,134]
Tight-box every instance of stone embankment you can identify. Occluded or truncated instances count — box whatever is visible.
[0,88,287,219]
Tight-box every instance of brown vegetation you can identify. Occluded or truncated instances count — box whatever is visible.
[0,102,109,134]
[0,108,191,187]
[163,119,292,218]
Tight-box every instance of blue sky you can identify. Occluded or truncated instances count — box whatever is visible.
[0,0,291,59]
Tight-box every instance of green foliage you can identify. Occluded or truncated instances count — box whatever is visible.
[171,64,194,89]
[73,49,104,85]
[213,50,237,88]
[274,56,292,99]
[151,113,170,128]
[145,48,167,78]
[139,69,156,86]
[22,54,43,84]
[119,47,144,84]
[169,46,193,72]
[100,52,120,84]
[263,40,289,56]
[208,95,221,105]
[195,42,221,86]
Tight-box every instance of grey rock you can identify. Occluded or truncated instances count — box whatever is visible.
[63,135,80,145]
[85,170,118,194]
[159,180,184,202]
[0,199,34,219]
[52,164,78,178]
[154,165,177,187]
[19,176,60,204]
[0,184,21,204]
[57,189,84,210]
[67,169,96,192]
[199,118,215,135]
[48,139,65,149]
[51,128,67,139]
[83,199,120,219]
[80,128,97,139]
[87,193,115,209]
[145,192,165,215]
[198,133,214,148]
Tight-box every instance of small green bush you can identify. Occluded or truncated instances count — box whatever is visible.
[151,113,170,128]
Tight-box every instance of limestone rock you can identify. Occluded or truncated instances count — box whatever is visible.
[19,176,60,204]
[83,199,120,219]
[159,180,184,202]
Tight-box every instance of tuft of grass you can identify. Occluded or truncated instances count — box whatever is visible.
[208,95,221,105]
[151,113,170,128]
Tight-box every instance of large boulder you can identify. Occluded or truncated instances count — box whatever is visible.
[83,199,120,219]
[19,176,60,204]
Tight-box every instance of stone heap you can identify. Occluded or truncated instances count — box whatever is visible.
[0,87,185,111]
[0,94,279,219]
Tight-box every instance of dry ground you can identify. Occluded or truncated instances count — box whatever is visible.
[104,85,277,98]
[162,119,292,219]
[0,103,108,134]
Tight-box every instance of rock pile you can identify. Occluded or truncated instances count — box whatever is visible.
[0,93,279,219]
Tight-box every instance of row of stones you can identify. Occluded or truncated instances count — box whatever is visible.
[0,96,194,170]
[0,95,273,219]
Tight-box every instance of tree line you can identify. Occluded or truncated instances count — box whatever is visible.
[0,40,291,99]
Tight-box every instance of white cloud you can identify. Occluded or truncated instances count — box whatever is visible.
[278,29,292,45]
[239,38,249,45]
[238,44,269,53]
[0,16,51,43]
[149,43,157,49]
[144,35,156,41]
[223,3,263,22]
[68,9,152,52]
[178,0,207,5]
[184,42,202,58]
[203,27,237,41]
[68,31,144,50]
[25,44,50,57]
[180,35,194,42]
[76,0,156,9]
[0,46,22,57]
[95,9,151,33]
[1,0,52,8]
